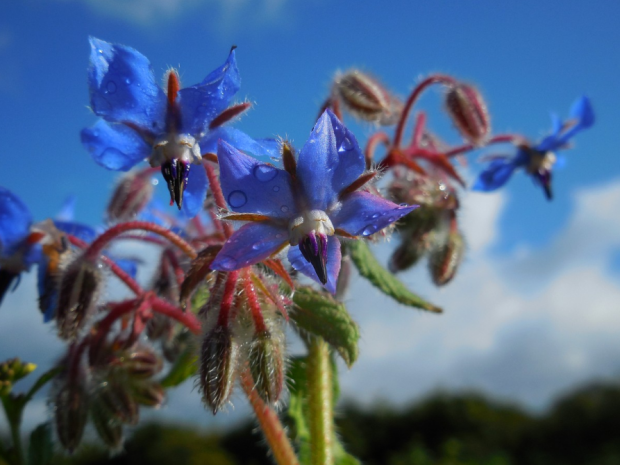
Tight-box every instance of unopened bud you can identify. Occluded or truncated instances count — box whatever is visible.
[249,329,285,405]
[93,378,139,425]
[121,347,163,379]
[56,255,103,340]
[429,230,465,286]
[389,235,428,273]
[334,70,402,125]
[445,83,490,146]
[54,374,89,452]
[107,171,154,222]
[131,381,165,408]
[90,398,124,450]
[199,326,240,414]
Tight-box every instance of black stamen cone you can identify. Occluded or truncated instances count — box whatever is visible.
[161,162,176,207]
[0,269,18,305]
[299,235,328,284]
[161,160,189,210]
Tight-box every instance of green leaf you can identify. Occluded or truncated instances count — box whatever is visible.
[28,423,53,465]
[160,347,197,388]
[347,240,443,313]
[24,367,62,405]
[291,287,360,367]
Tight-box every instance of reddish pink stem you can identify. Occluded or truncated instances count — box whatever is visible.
[243,269,267,333]
[217,270,240,327]
[67,235,143,296]
[394,74,457,148]
[205,163,233,238]
[364,131,391,168]
[442,134,523,158]
[83,221,197,261]
[150,297,201,334]
[410,111,427,147]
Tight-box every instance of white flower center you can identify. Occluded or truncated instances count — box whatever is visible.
[149,133,202,167]
[527,150,556,173]
[288,210,335,246]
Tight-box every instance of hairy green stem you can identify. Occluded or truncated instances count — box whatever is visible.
[307,337,334,465]
[1,396,24,465]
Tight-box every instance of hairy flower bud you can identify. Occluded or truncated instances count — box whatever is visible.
[334,70,402,125]
[120,347,163,379]
[56,255,103,340]
[93,377,139,425]
[54,372,89,453]
[389,235,428,273]
[90,398,124,450]
[107,171,154,222]
[429,230,465,286]
[249,329,285,405]
[131,381,165,408]
[445,83,490,146]
[199,326,240,414]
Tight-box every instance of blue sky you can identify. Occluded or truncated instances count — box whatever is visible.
[1,0,620,431]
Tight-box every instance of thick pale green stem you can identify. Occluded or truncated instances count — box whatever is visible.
[307,337,334,465]
[1,395,24,465]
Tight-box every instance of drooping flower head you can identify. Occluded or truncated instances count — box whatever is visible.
[81,37,276,218]
[473,96,595,199]
[210,110,417,293]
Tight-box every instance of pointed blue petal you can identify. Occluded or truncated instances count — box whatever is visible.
[211,222,288,271]
[473,158,518,191]
[200,127,281,162]
[331,192,417,237]
[82,120,151,171]
[37,259,56,322]
[88,37,166,134]
[177,49,240,137]
[54,221,98,243]
[549,113,563,136]
[56,196,76,222]
[288,235,341,294]
[181,162,209,218]
[297,110,365,211]
[570,96,595,129]
[217,140,297,219]
[0,187,32,258]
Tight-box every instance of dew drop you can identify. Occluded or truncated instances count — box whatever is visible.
[252,243,261,250]
[371,213,380,219]
[399,203,408,207]
[125,78,131,85]
[275,233,284,239]
[105,81,117,94]
[280,205,289,213]
[361,225,378,236]
[339,136,354,152]
[388,216,395,222]
[272,186,280,192]
[217,256,237,271]
[253,164,278,182]
[228,190,247,208]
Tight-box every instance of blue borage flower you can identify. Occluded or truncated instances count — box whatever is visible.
[0,187,137,321]
[211,110,417,293]
[81,37,278,218]
[473,96,594,199]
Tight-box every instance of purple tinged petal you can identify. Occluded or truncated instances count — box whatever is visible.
[200,127,281,162]
[81,120,151,171]
[288,235,341,294]
[54,221,97,243]
[473,158,518,191]
[211,222,288,271]
[177,49,240,137]
[296,110,365,211]
[87,37,166,134]
[331,192,417,237]
[0,187,32,258]
[217,141,297,219]
[181,162,209,218]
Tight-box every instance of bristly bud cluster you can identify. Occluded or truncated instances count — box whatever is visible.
[195,266,288,414]
[445,83,491,146]
[0,358,37,396]
[333,69,403,125]
[56,254,104,340]
[53,343,165,452]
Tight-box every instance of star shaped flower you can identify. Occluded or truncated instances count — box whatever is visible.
[210,110,417,293]
[81,37,276,217]
[473,96,594,199]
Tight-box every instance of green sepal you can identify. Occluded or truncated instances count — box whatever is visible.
[291,287,360,367]
[347,240,443,313]
[28,423,53,465]
[160,346,197,388]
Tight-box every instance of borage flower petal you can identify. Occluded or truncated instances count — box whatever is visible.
[81,120,150,171]
[288,236,341,294]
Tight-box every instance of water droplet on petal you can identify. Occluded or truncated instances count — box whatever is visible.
[339,137,354,152]
[399,203,408,207]
[228,190,247,208]
[125,78,131,84]
[275,233,284,239]
[252,243,261,250]
[217,256,237,271]
[371,213,380,219]
[388,217,395,222]
[272,186,280,192]
[361,225,378,236]
[280,205,289,213]
[106,81,117,94]
[253,164,278,182]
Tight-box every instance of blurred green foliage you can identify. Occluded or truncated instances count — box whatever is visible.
[43,381,620,465]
